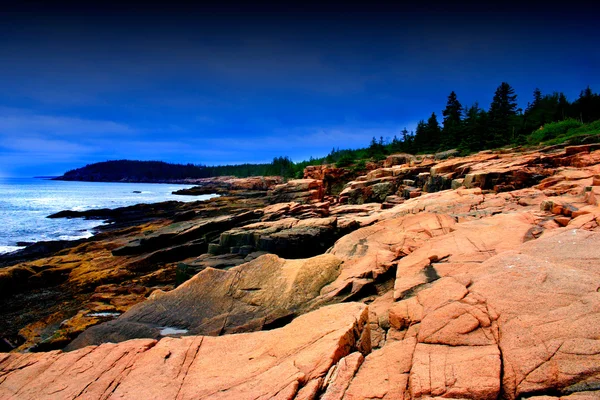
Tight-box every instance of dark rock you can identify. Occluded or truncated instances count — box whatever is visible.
[112,211,260,256]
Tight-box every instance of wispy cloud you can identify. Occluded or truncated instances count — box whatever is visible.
[0,109,142,176]
[0,111,136,137]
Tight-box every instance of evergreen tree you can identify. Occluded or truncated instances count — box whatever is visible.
[523,88,544,133]
[522,90,573,137]
[266,156,295,178]
[554,92,570,121]
[389,135,403,153]
[401,128,409,143]
[459,103,488,152]
[425,112,442,152]
[402,129,415,153]
[367,136,387,160]
[413,120,427,153]
[488,82,519,147]
[572,86,600,122]
[441,91,464,149]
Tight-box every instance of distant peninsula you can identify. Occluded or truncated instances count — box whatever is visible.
[53,159,295,183]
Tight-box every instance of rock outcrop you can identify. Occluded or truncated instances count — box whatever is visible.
[2,143,600,399]
[0,303,370,400]
[339,146,600,205]
[210,216,339,259]
[268,179,325,204]
[66,253,345,349]
[304,164,362,195]
[172,176,283,196]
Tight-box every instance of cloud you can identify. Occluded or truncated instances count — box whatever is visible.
[0,109,142,176]
[0,136,93,154]
[0,111,136,137]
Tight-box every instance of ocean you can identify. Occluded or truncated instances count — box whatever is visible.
[0,178,214,254]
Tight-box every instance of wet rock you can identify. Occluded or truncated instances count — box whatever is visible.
[112,211,259,256]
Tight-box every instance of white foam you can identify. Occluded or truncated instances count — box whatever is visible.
[58,231,94,241]
[87,312,121,318]
[160,327,188,336]
[0,245,25,254]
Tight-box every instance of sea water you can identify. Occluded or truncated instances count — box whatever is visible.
[0,178,214,254]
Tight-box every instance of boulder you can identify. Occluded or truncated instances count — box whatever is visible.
[322,212,456,301]
[303,165,357,195]
[172,176,283,195]
[112,211,259,256]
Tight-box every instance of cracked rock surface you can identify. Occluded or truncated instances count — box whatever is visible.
[0,303,369,400]
[2,145,600,399]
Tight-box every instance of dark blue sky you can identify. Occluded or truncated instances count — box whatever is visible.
[0,0,598,177]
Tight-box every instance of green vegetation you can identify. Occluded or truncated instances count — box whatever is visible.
[528,119,600,146]
[59,84,600,182]
[58,158,318,181]
[318,84,600,166]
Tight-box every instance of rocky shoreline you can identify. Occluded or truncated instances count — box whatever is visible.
[2,144,600,399]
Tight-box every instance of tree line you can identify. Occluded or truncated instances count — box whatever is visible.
[57,157,319,181]
[324,83,600,164]
[392,83,599,155]
[59,83,600,182]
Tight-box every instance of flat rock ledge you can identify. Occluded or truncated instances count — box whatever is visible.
[0,302,370,400]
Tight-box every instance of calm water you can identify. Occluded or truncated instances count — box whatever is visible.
[0,178,214,254]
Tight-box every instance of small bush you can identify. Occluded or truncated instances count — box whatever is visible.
[527,119,582,144]
[351,159,367,172]
[336,154,355,168]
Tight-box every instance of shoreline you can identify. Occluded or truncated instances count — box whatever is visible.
[0,196,220,260]
[0,179,221,261]
[2,146,600,398]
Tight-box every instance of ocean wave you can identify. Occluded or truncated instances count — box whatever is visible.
[0,245,26,255]
[57,231,94,241]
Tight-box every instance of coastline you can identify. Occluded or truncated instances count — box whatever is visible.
[3,146,600,399]
[0,178,218,258]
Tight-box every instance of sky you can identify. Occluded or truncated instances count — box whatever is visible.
[0,0,598,177]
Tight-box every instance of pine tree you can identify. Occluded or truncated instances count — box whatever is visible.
[389,135,402,153]
[523,88,544,133]
[460,103,488,152]
[488,82,519,147]
[368,136,386,160]
[413,120,427,153]
[554,92,570,121]
[425,112,442,152]
[401,128,409,143]
[441,91,464,149]
[572,86,600,122]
